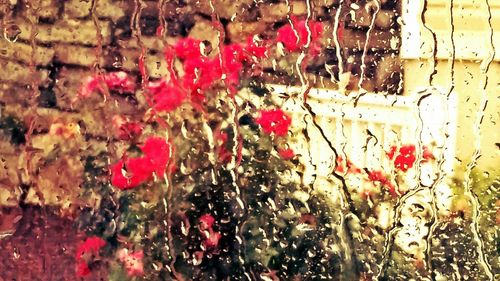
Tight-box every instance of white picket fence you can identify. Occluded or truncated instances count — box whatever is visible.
[266,84,458,188]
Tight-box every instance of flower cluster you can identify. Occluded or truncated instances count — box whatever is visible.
[387,144,433,172]
[255,108,295,159]
[110,136,171,190]
[336,144,434,198]
[255,109,292,137]
[74,17,328,278]
[155,35,269,110]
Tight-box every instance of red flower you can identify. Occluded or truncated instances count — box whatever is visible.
[110,137,171,190]
[77,261,91,277]
[347,160,362,174]
[222,43,245,70]
[220,44,245,92]
[202,230,221,249]
[119,122,142,140]
[75,236,106,277]
[277,18,323,52]
[182,56,222,103]
[174,37,203,60]
[335,156,362,174]
[335,156,346,173]
[147,79,186,112]
[199,214,215,231]
[394,144,416,172]
[110,157,153,190]
[112,115,143,140]
[336,21,344,42]
[422,146,434,161]
[215,131,232,163]
[388,144,434,172]
[386,146,397,160]
[278,148,295,160]
[244,36,268,60]
[156,25,164,36]
[76,236,106,259]
[368,170,396,196]
[256,109,292,137]
[79,76,101,98]
[198,214,221,251]
[140,136,171,178]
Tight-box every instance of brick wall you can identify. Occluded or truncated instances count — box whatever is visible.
[0,0,401,209]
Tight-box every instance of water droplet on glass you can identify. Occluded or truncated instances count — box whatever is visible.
[112,60,123,68]
[3,24,21,42]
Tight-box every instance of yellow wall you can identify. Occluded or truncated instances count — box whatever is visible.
[404,60,499,171]
[402,0,499,171]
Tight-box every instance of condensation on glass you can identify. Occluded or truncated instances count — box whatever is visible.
[0,0,498,280]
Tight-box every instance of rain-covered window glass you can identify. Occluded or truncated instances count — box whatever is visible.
[0,0,498,280]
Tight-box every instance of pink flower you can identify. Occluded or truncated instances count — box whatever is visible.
[202,230,221,249]
[79,71,135,97]
[277,18,323,52]
[278,148,295,160]
[394,144,416,172]
[75,236,106,277]
[199,214,215,231]
[147,79,186,112]
[117,249,144,277]
[103,71,135,93]
[255,109,292,137]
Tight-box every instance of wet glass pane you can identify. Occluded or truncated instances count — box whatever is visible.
[0,0,498,280]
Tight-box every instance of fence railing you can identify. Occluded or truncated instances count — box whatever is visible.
[257,85,458,200]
